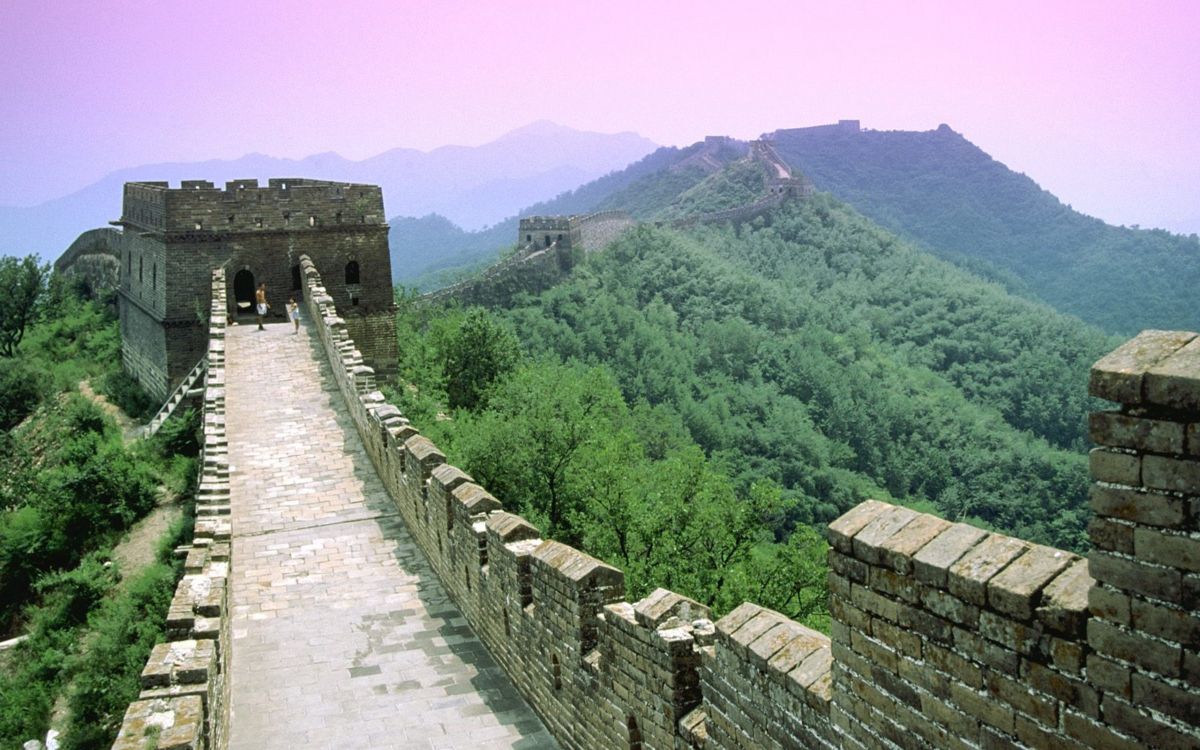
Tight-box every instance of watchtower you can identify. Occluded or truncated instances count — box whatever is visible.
[518,216,575,251]
[114,178,398,400]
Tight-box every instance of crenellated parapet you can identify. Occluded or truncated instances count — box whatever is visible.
[111,268,233,750]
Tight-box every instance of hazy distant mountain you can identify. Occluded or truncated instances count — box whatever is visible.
[2,121,656,261]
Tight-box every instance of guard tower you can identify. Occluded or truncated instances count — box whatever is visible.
[114,178,398,400]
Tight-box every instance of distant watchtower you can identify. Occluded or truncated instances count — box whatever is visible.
[518,216,575,251]
[114,178,398,400]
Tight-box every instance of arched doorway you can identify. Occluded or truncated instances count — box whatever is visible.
[233,269,255,315]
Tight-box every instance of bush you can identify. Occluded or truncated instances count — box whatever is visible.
[0,358,47,430]
[100,369,156,422]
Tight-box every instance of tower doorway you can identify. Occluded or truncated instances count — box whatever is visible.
[233,269,255,315]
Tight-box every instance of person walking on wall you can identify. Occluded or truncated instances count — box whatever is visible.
[287,297,300,334]
[256,283,269,330]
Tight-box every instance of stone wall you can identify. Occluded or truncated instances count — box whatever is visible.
[54,227,124,297]
[301,254,1200,750]
[111,268,233,750]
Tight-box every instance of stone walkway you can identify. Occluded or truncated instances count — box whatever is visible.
[224,320,557,749]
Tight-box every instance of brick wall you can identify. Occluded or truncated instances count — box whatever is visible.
[112,268,233,750]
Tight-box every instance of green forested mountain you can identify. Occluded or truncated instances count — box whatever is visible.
[389,132,1150,638]
[492,197,1112,548]
[769,124,1200,333]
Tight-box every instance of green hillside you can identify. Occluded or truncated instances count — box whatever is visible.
[769,124,1200,333]
[492,196,1111,547]
[391,139,747,287]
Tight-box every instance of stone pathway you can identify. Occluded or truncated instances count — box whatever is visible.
[225,321,557,749]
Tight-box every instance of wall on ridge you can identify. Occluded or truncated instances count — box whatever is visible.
[297,261,1200,750]
[112,269,234,750]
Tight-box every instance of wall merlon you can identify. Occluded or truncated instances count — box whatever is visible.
[1089,329,1198,405]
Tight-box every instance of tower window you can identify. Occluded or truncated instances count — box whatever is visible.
[345,260,360,285]
[309,215,316,227]
[138,256,143,284]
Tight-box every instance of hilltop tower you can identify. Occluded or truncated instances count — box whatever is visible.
[114,178,397,400]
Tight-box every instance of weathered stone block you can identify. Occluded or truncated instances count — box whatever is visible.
[1089,550,1182,603]
[987,544,1075,620]
[877,513,951,574]
[112,696,204,750]
[1089,448,1141,486]
[948,534,1029,606]
[1088,618,1182,677]
[1088,584,1131,626]
[851,505,918,565]
[1145,336,1200,411]
[912,523,988,588]
[1131,597,1200,646]
[1089,330,1196,404]
[1090,484,1187,527]
[1036,558,1092,636]
[1142,454,1200,494]
[1089,410,1186,454]
[827,500,892,553]
[1088,516,1134,554]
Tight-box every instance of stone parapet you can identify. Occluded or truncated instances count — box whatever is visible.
[111,268,233,750]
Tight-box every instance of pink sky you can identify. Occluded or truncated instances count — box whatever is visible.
[2,0,1198,232]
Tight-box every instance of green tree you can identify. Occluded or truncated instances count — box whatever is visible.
[440,308,520,411]
[0,255,48,357]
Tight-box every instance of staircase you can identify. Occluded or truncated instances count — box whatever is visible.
[140,357,207,438]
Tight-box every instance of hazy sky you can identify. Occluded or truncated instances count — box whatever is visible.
[2,0,1198,232]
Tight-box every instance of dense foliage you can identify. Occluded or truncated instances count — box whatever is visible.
[482,195,1112,551]
[389,302,830,625]
[0,283,197,749]
[771,125,1200,333]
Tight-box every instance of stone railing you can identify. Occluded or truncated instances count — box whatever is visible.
[111,268,232,750]
[284,269,1200,750]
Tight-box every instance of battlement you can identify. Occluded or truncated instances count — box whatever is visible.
[120,178,386,234]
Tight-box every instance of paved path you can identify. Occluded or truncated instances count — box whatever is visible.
[225,320,557,749]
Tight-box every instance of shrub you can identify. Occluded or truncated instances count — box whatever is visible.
[0,358,48,430]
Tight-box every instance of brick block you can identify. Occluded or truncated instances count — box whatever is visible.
[827,500,892,552]
[1190,422,1200,456]
[988,544,1076,620]
[1134,525,1200,572]
[985,670,1057,726]
[1102,694,1200,749]
[1086,653,1132,698]
[1089,485,1187,527]
[1088,448,1141,486]
[1036,558,1092,635]
[1088,618,1182,677]
[1131,597,1200,648]
[875,513,952,575]
[1022,660,1098,717]
[1089,330,1196,405]
[1142,454,1200,494]
[1088,517,1134,554]
[1144,336,1200,411]
[949,681,1015,734]
[1089,550,1182,603]
[1089,410,1185,454]
[1131,671,1200,727]
[948,534,1029,606]
[912,523,988,588]
[1062,709,1145,750]
[1088,584,1131,626]
[852,505,919,564]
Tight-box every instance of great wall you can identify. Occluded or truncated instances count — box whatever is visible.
[423,138,813,306]
[106,252,1200,748]
[42,165,1198,748]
